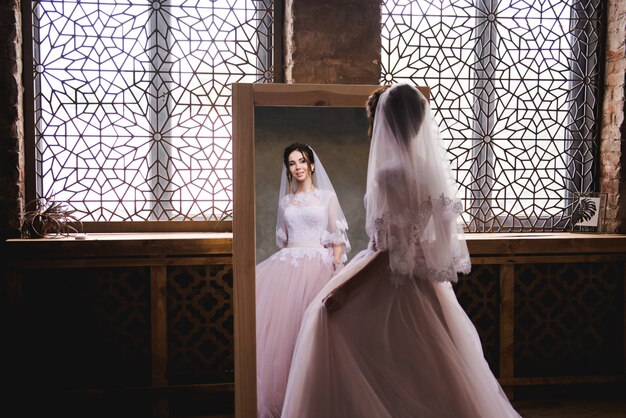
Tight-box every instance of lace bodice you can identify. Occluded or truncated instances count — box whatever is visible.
[272,189,350,266]
[276,189,348,249]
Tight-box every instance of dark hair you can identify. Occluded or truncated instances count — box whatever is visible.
[283,143,315,186]
[366,84,391,139]
[366,84,427,146]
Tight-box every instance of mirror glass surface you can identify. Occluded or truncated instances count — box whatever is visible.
[254,106,371,263]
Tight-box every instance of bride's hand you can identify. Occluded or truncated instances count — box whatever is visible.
[322,286,347,313]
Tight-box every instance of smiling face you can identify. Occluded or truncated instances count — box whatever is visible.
[288,150,314,183]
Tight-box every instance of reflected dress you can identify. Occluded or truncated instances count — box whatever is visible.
[256,189,349,418]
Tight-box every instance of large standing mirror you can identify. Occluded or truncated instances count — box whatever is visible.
[232,83,429,417]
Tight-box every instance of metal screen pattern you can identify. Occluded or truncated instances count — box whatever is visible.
[32,0,274,222]
[382,0,604,232]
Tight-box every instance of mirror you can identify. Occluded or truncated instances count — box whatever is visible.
[232,83,429,418]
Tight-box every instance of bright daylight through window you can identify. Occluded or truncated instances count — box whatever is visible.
[29,0,603,232]
[30,0,274,224]
[382,0,603,232]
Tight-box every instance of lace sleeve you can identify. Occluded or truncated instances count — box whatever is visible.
[371,167,470,286]
[276,226,288,248]
[320,192,351,262]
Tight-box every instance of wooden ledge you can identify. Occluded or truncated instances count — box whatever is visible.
[3,232,233,261]
[5,232,625,262]
[466,232,626,256]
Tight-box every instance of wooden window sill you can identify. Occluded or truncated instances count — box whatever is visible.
[465,232,626,255]
[3,232,233,263]
[4,232,626,264]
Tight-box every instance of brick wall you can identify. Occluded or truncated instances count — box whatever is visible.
[285,0,381,84]
[0,0,23,242]
[601,0,626,233]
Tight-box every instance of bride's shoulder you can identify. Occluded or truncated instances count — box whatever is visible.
[313,188,335,200]
[280,193,293,207]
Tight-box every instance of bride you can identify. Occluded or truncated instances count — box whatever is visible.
[280,84,522,418]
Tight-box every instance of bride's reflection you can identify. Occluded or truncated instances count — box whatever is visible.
[254,106,371,264]
[253,106,370,416]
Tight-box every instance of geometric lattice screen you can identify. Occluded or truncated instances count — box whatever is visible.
[382,0,604,232]
[31,0,274,223]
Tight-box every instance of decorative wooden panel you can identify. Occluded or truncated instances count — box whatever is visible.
[454,264,501,375]
[5,232,626,416]
[167,264,234,384]
[515,262,624,377]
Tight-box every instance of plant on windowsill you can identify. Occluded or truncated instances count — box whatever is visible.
[20,195,83,238]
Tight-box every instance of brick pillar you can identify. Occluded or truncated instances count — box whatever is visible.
[0,3,23,408]
[285,0,381,84]
[0,0,24,242]
[600,0,626,233]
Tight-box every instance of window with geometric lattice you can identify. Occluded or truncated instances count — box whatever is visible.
[26,0,275,230]
[382,0,604,232]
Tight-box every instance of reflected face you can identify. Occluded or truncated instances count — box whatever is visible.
[288,150,314,183]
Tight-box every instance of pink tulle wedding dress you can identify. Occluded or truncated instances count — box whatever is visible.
[281,84,522,418]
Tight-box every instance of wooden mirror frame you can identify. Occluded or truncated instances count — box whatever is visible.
[231,83,429,417]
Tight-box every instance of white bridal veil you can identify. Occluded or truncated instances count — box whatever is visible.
[365,84,471,285]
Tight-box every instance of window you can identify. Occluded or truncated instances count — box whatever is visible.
[26,0,276,230]
[382,0,604,232]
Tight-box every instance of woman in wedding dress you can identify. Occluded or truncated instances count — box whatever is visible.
[256,143,351,418]
[281,85,522,418]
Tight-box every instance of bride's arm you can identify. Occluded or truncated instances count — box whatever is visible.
[332,244,344,271]
[323,251,389,313]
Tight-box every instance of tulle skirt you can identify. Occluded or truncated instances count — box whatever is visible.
[256,246,335,418]
[281,249,522,418]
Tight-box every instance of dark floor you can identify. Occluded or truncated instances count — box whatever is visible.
[512,399,626,418]
[510,384,626,418]
[203,399,626,418]
[23,385,626,418]
[202,398,626,418]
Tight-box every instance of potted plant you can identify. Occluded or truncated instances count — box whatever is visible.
[21,195,82,238]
